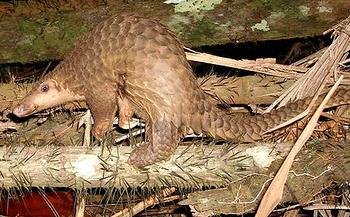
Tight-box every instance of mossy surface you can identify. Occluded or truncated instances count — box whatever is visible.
[15,14,89,60]
[0,0,349,63]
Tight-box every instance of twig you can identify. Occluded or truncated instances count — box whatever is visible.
[115,128,145,143]
[185,49,306,79]
[111,187,177,217]
[37,190,60,217]
[263,109,310,133]
[320,112,350,123]
[230,178,273,205]
[75,191,86,217]
[289,165,332,180]
[292,47,328,67]
[304,204,350,210]
[49,123,74,140]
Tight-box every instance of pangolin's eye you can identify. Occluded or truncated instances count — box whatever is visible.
[40,84,49,92]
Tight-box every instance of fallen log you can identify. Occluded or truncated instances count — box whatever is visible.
[0,140,348,215]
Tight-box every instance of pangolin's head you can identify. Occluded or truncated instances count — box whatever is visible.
[13,78,85,117]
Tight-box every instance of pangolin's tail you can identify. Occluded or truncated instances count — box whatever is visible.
[194,88,350,142]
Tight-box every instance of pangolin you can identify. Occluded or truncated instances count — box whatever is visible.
[12,14,350,167]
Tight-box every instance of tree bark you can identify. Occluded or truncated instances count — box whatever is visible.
[0,0,349,63]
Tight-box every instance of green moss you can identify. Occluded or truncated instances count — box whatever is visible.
[183,17,226,46]
[284,6,308,20]
[252,0,308,20]
[251,0,269,10]
[16,13,89,61]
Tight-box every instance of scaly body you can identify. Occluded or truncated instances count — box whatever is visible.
[13,14,350,167]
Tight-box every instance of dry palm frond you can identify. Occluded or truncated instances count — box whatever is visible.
[185,48,306,79]
[267,15,350,111]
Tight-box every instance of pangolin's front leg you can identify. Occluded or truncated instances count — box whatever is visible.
[88,92,118,140]
[128,117,179,167]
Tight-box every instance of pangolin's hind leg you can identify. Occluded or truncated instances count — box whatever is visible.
[128,117,179,167]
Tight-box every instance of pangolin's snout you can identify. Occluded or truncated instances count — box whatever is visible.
[13,104,37,117]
